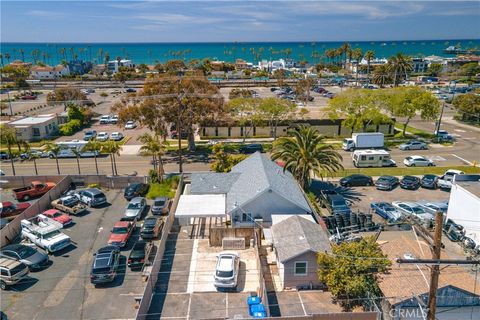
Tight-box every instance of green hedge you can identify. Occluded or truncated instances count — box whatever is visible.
[59,119,82,136]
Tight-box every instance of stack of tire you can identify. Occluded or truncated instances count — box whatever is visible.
[322,213,375,234]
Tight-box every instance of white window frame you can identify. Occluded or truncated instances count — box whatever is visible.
[294,261,308,276]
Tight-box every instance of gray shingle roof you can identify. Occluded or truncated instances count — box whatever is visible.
[190,152,312,213]
[272,215,331,263]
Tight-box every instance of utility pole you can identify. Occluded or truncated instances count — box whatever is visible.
[427,211,443,320]
[435,102,445,136]
[177,76,183,173]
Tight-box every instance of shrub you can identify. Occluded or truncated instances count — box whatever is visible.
[146,176,180,199]
[88,183,100,189]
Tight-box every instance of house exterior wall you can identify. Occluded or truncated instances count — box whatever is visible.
[446,183,480,244]
[231,191,309,226]
[11,118,59,142]
[279,251,321,289]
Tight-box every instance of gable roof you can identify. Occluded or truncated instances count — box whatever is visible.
[190,152,311,213]
[272,215,331,263]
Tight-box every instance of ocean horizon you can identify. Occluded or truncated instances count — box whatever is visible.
[1,39,479,65]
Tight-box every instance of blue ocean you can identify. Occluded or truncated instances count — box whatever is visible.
[1,40,479,65]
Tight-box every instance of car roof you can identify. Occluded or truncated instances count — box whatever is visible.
[0,201,13,208]
[130,197,145,204]
[114,221,130,227]
[83,188,103,194]
[44,209,61,215]
[144,217,158,223]
[410,155,426,159]
[154,196,168,201]
[378,175,396,179]
[403,175,418,179]
[97,246,118,254]
[217,254,235,271]
[2,244,30,252]
[0,257,24,269]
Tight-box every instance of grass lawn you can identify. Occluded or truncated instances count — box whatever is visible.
[394,125,435,139]
[146,176,180,199]
[333,165,480,177]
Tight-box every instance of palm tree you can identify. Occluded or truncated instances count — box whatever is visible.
[372,64,392,87]
[137,133,168,182]
[44,142,61,174]
[4,53,10,64]
[21,142,41,175]
[101,141,122,176]
[71,148,82,174]
[364,50,375,82]
[387,53,413,86]
[0,125,18,175]
[85,139,102,174]
[351,48,363,86]
[271,126,343,189]
[340,42,351,68]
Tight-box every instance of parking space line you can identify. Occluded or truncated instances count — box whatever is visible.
[187,239,199,293]
[186,293,192,319]
[451,154,473,165]
[297,291,307,316]
[226,292,228,318]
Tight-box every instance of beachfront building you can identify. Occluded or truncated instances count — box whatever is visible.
[30,65,70,80]
[107,59,133,73]
[411,58,429,73]
[7,114,59,141]
[8,60,32,68]
[67,59,93,75]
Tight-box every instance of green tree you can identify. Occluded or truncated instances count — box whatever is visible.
[372,64,393,87]
[20,141,40,175]
[271,126,343,189]
[66,103,86,123]
[101,140,122,176]
[71,148,82,174]
[273,69,287,87]
[1,65,30,91]
[228,98,263,142]
[460,62,480,80]
[0,125,18,175]
[340,42,351,69]
[47,87,87,107]
[317,237,391,310]
[327,89,392,133]
[258,97,296,139]
[350,48,363,85]
[44,142,61,174]
[210,143,247,173]
[364,50,375,81]
[428,63,443,77]
[387,53,413,86]
[385,87,440,136]
[138,133,168,181]
[453,93,480,123]
[295,78,316,107]
[85,139,102,174]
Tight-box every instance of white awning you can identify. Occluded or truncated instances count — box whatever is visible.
[175,194,226,218]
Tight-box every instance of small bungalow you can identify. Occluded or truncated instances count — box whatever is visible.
[8,114,59,141]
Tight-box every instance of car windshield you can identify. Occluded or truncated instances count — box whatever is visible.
[412,207,425,214]
[423,175,436,180]
[51,212,62,218]
[93,194,104,199]
[17,246,37,258]
[216,270,233,278]
[112,227,128,234]
[404,176,416,181]
[332,200,347,206]
[378,177,391,182]
[144,219,156,226]
[44,230,61,238]
[10,263,26,276]
[405,157,412,160]
[128,203,142,209]
[154,200,165,206]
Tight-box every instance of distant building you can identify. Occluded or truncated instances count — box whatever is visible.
[8,60,32,68]
[30,65,69,80]
[8,114,59,141]
[67,59,93,75]
[235,59,252,70]
[411,58,429,73]
[107,59,133,73]
[210,61,225,71]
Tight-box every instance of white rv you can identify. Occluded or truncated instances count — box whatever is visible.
[49,140,99,158]
[352,149,396,168]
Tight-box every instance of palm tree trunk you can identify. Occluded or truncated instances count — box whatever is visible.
[109,154,114,176]
[93,154,99,174]
[157,155,165,182]
[8,144,15,176]
[76,156,81,174]
[55,157,60,175]
[113,154,118,176]
[33,158,38,175]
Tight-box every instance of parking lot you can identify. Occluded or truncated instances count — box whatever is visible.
[1,189,158,320]
[146,225,255,319]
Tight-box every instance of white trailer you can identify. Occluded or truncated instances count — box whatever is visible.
[343,132,384,151]
[49,140,99,158]
[352,149,396,168]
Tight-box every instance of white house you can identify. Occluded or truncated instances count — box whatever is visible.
[30,65,70,80]
[107,59,133,73]
[8,114,59,141]
[186,152,312,227]
[446,177,480,245]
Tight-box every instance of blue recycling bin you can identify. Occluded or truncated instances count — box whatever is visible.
[247,295,262,306]
[250,303,267,318]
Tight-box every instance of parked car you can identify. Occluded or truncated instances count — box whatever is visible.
[420,174,438,189]
[416,201,448,214]
[239,144,263,154]
[339,174,373,187]
[42,209,73,227]
[325,194,351,215]
[403,155,434,167]
[318,189,338,207]
[124,120,137,129]
[400,176,421,190]
[108,115,119,124]
[75,188,107,207]
[51,195,87,215]
[0,244,49,271]
[126,88,137,93]
[0,258,29,290]
[434,130,454,142]
[124,183,149,201]
[20,149,48,160]
[141,217,164,239]
[170,130,188,139]
[90,246,120,285]
[13,181,56,201]
[97,132,109,142]
[124,197,147,221]
[443,219,464,242]
[370,202,403,221]
[0,152,9,160]
[21,215,71,253]
[375,176,399,191]
[128,240,153,270]
[0,201,31,220]
[214,251,240,289]
[83,130,97,141]
[399,140,428,151]
[110,132,124,141]
[99,115,111,124]
[108,221,135,247]
[151,196,170,215]
[437,169,465,190]
[392,201,433,222]
[21,94,37,100]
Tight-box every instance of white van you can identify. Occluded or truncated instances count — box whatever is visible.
[352,150,396,168]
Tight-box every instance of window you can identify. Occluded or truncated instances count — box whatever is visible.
[368,156,374,160]
[294,261,307,276]
[360,155,366,161]
[241,213,253,222]
[33,128,40,137]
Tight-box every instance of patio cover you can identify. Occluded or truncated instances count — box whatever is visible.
[175,194,227,218]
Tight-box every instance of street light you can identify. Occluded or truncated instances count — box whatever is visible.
[435,81,456,137]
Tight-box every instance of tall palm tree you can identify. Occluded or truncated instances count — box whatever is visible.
[387,53,413,86]
[101,141,122,176]
[71,148,82,174]
[372,64,392,87]
[137,133,168,182]
[340,42,351,68]
[85,139,102,174]
[4,53,10,64]
[44,142,61,174]
[0,125,18,175]
[364,50,375,82]
[351,48,363,86]
[271,126,343,190]
[20,141,40,175]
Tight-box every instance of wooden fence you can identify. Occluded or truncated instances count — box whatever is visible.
[208,226,255,247]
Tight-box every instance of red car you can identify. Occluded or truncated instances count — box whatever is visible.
[43,209,73,227]
[0,201,31,220]
[21,94,37,100]
[108,221,135,247]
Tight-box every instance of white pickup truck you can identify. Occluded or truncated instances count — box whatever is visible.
[437,169,465,190]
[21,214,71,254]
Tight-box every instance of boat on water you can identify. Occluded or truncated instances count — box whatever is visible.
[443,46,480,54]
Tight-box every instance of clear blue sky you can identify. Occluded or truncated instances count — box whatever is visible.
[1,1,479,42]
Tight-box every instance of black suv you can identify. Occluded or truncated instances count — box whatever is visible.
[128,240,152,270]
[239,144,263,154]
[339,174,373,187]
[90,246,120,285]
[124,183,149,201]
[141,217,164,239]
